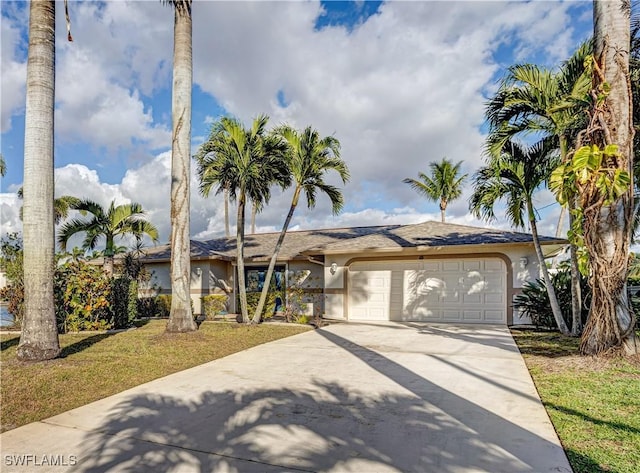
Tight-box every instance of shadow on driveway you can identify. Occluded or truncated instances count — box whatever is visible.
[71,326,570,472]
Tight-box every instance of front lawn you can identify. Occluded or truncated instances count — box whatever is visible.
[512,330,640,473]
[0,320,310,433]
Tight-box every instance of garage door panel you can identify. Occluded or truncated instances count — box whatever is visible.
[442,310,463,321]
[485,293,504,304]
[463,260,482,271]
[442,261,461,271]
[484,260,504,271]
[484,310,505,322]
[349,258,507,323]
[462,293,482,304]
[463,310,482,321]
[441,292,461,303]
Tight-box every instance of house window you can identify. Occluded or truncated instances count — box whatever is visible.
[245,266,286,293]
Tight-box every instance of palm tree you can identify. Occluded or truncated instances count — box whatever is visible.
[195,130,232,237]
[250,200,260,234]
[57,199,159,276]
[17,0,60,362]
[0,154,5,177]
[577,0,637,355]
[470,140,570,335]
[252,126,349,323]
[403,158,466,223]
[163,0,196,333]
[196,115,290,323]
[484,43,592,337]
[17,187,80,224]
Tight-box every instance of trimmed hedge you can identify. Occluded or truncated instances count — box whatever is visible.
[202,294,228,319]
[241,292,283,320]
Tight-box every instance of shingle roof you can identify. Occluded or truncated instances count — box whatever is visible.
[141,224,401,262]
[309,220,565,253]
[140,221,566,262]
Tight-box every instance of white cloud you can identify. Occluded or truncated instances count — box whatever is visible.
[0,193,21,235]
[1,0,586,247]
[0,5,27,133]
[189,0,578,226]
[54,1,172,149]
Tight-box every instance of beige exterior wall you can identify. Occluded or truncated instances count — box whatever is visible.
[141,243,547,323]
[144,260,233,315]
[287,260,324,317]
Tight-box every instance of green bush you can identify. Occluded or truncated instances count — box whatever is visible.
[241,292,282,320]
[0,284,23,327]
[108,276,139,329]
[144,295,194,318]
[513,262,589,331]
[0,234,24,326]
[54,261,114,332]
[127,280,138,323]
[137,296,161,318]
[156,295,172,318]
[202,294,228,319]
[292,314,310,324]
[2,239,153,331]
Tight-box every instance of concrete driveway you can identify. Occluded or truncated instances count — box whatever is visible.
[0,322,571,473]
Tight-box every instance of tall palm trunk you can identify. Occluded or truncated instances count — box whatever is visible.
[439,201,446,223]
[581,0,637,355]
[236,192,249,323]
[17,0,60,361]
[103,236,115,276]
[224,187,230,238]
[529,205,570,335]
[167,0,196,332]
[250,201,257,234]
[252,186,301,323]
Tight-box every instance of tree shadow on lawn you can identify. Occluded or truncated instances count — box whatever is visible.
[60,333,119,358]
[75,329,571,473]
[563,449,612,473]
[60,319,152,357]
[546,402,640,435]
[0,335,20,352]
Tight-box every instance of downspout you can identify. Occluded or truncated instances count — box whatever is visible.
[306,256,325,266]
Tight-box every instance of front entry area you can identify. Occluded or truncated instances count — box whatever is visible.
[348,257,507,323]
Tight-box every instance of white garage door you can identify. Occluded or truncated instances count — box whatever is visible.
[348,258,506,323]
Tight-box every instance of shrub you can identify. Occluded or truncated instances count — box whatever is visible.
[239,292,283,321]
[1,239,154,331]
[202,294,228,319]
[148,295,195,318]
[137,296,161,318]
[54,261,113,332]
[0,284,23,327]
[292,314,310,325]
[0,234,24,325]
[109,276,138,329]
[156,295,172,318]
[513,261,589,331]
[127,280,138,323]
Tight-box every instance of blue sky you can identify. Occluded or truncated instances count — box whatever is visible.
[1,0,594,248]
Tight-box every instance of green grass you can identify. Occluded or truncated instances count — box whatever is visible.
[0,320,310,432]
[512,330,640,473]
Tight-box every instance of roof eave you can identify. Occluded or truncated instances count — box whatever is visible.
[304,239,569,256]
